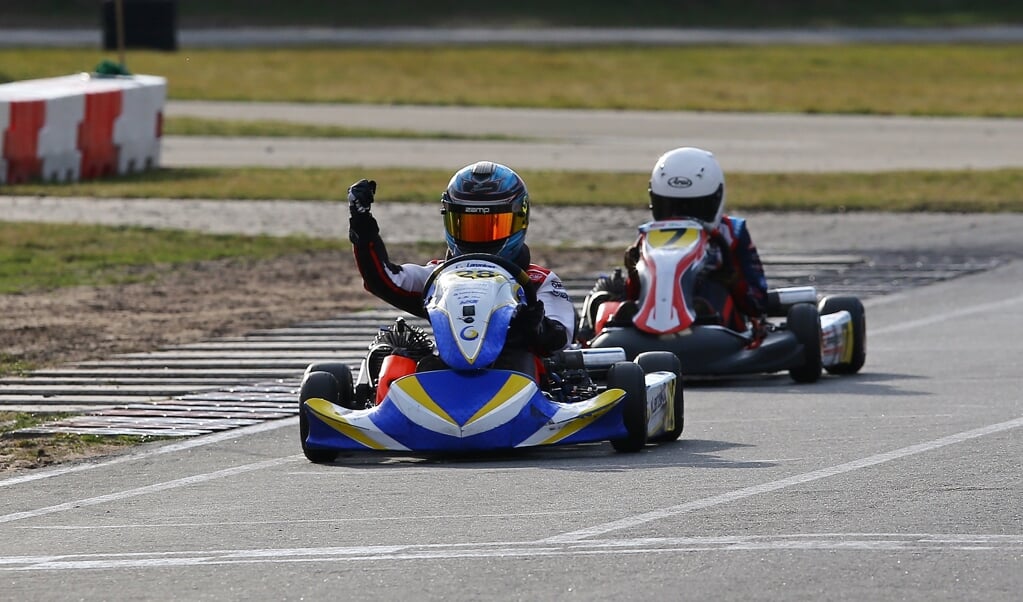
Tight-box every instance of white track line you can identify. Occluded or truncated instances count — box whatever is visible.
[0,455,301,524]
[869,293,1023,337]
[0,417,297,488]
[2,533,1021,571]
[541,416,1023,543]
[3,415,1021,534]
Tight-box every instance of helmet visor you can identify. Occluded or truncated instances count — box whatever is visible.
[444,211,522,244]
[650,185,723,224]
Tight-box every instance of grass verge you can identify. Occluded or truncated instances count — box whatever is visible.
[4,167,1023,212]
[4,45,1023,116]
[0,222,346,294]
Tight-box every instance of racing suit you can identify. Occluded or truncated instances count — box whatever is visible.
[625,215,768,332]
[349,211,575,357]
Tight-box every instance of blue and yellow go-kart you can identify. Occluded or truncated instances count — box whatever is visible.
[298,253,684,462]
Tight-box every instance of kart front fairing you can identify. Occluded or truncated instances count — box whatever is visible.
[302,369,631,452]
[633,219,709,334]
[425,257,522,370]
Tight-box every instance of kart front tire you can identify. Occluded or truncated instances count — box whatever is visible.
[303,362,356,409]
[819,295,866,375]
[607,361,649,453]
[298,371,341,463]
[787,303,823,384]
[635,351,684,443]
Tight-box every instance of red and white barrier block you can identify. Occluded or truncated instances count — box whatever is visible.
[0,73,165,185]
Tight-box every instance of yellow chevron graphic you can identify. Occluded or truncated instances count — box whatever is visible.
[464,373,533,427]
[304,397,389,450]
[538,388,624,445]
[646,227,699,249]
[393,377,458,426]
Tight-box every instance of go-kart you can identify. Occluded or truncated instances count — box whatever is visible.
[578,219,866,383]
[298,253,684,462]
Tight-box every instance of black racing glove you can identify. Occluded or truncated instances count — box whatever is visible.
[512,299,569,355]
[515,299,546,339]
[623,244,640,272]
[348,178,376,216]
[623,244,641,289]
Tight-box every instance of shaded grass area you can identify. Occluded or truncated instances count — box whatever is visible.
[4,45,1023,116]
[0,221,346,294]
[5,167,1023,213]
[164,116,525,141]
[3,1,1021,28]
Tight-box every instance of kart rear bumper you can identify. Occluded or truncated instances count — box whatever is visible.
[590,325,805,376]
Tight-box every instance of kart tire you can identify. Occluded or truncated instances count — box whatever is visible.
[787,302,823,384]
[583,289,612,333]
[303,362,356,409]
[819,295,866,375]
[635,351,684,442]
[298,371,341,463]
[607,361,649,453]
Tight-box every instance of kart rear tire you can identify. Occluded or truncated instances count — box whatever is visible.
[607,361,649,453]
[787,303,822,384]
[819,295,866,375]
[303,362,356,409]
[298,371,341,463]
[635,351,684,442]
[580,289,612,339]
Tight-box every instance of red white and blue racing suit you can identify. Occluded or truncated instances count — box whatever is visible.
[349,212,575,355]
[626,215,768,332]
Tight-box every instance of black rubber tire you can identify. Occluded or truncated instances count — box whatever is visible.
[607,361,649,453]
[303,362,356,409]
[583,289,612,333]
[298,371,340,463]
[819,295,866,375]
[635,351,684,442]
[787,302,823,384]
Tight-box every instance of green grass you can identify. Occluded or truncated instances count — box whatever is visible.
[5,166,1023,212]
[0,221,346,294]
[4,45,1023,116]
[0,411,72,434]
[0,354,33,377]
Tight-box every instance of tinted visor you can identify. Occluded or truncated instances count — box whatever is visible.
[444,211,522,244]
[650,187,723,223]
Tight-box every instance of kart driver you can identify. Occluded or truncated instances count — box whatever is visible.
[347,160,575,372]
[621,146,769,334]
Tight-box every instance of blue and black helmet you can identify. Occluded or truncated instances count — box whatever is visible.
[441,161,529,260]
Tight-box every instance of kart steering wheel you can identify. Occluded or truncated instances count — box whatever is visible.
[422,252,537,306]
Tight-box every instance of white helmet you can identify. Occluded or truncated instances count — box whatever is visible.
[648,147,725,229]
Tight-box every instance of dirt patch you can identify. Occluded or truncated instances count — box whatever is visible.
[0,428,143,474]
[0,244,614,474]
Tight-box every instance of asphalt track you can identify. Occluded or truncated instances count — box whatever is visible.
[2,261,1022,600]
[163,101,1023,172]
[3,52,1023,599]
[6,25,1023,48]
